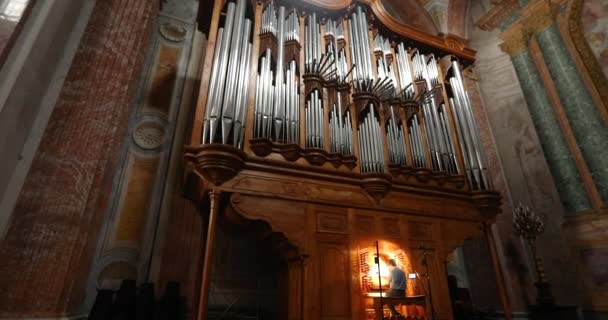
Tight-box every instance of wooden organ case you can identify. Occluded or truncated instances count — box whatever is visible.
[185,0,509,319]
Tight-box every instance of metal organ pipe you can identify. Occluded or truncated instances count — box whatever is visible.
[221,1,249,144]
[448,60,490,189]
[329,92,354,155]
[306,90,324,149]
[202,0,252,148]
[205,2,235,144]
[387,106,407,166]
[358,105,385,173]
[203,27,224,144]
[273,6,286,141]
[200,2,492,193]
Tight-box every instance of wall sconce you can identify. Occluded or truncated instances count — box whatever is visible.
[408,273,417,279]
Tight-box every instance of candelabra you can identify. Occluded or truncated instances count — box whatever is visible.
[512,203,554,306]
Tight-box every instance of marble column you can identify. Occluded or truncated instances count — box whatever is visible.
[526,11,608,202]
[500,29,591,213]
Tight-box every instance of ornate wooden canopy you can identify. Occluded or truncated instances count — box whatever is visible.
[185,0,509,319]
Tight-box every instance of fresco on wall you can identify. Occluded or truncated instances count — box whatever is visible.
[582,0,608,78]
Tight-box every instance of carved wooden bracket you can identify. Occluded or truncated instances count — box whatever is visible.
[471,190,502,222]
[184,143,247,186]
[361,172,392,202]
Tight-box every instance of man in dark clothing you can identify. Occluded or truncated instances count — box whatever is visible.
[386,259,406,317]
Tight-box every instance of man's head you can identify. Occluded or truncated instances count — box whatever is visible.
[388,259,397,270]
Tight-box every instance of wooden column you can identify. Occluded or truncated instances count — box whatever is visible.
[484,223,512,320]
[197,190,221,320]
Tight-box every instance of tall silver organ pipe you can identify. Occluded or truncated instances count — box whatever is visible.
[325,19,348,84]
[412,52,458,174]
[306,89,324,149]
[329,92,354,155]
[233,42,252,148]
[202,0,252,148]
[358,104,385,173]
[254,4,300,144]
[395,43,414,100]
[273,6,286,141]
[305,12,322,74]
[254,48,274,139]
[449,61,490,189]
[284,59,300,144]
[349,6,374,92]
[386,106,408,166]
[374,34,397,99]
[409,114,427,168]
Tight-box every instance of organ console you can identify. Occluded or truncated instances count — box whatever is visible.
[185,0,509,319]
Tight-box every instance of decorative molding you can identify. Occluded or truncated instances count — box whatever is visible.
[297,0,476,60]
[159,22,187,42]
[132,121,166,150]
[475,0,520,31]
[520,1,556,36]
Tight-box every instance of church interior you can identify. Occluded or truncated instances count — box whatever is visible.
[0,0,606,319]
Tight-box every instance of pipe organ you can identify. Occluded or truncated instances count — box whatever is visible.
[186,0,508,319]
[197,0,490,187]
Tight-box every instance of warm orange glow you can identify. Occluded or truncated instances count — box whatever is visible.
[359,240,410,290]
[358,240,422,297]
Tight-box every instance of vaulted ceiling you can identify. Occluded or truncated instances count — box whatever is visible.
[382,0,471,39]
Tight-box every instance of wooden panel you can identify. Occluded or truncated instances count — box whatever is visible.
[355,215,375,235]
[382,218,400,238]
[318,239,352,319]
[409,221,432,240]
[317,211,348,234]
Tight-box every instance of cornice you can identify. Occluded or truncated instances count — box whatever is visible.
[520,0,556,35]
[476,0,567,32]
[296,0,476,60]
[475,0,520,31]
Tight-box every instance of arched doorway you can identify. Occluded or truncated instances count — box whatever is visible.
[206,205,300,319]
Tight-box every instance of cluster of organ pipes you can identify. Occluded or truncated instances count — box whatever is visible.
[348,7,374,92]
[386,106,407,166]
[329,93,354,155]
[358,105,386,173]
[395,43,415,100]
[202,0,252,147]
[449,61,491,189]
[202,1,492,190]
[324,19,350,84]
[306,89,324,149]
[408,114,427,168]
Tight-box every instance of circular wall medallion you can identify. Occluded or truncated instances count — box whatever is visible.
[133,122,165,150]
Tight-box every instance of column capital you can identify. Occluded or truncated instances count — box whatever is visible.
[499,25,528,57]
[521,0,556,35]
